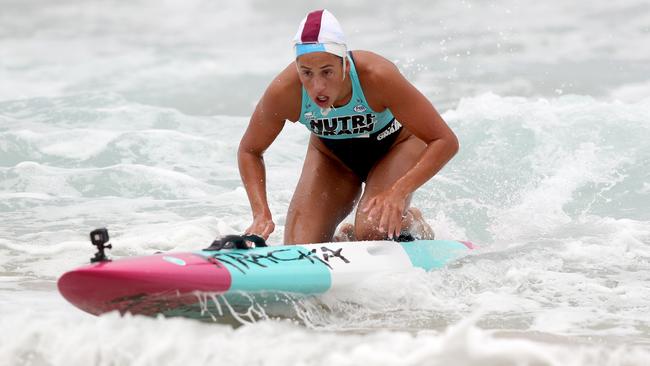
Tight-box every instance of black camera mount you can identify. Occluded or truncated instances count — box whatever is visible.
[90,228,112,263]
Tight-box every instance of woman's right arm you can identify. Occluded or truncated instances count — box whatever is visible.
[238,64,300,239]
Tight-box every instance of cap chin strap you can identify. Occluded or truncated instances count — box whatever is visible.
[320,105,334,116]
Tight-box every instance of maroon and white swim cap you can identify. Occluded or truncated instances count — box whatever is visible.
[293,9,347,58]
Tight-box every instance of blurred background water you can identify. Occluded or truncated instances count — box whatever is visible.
[1,0,649,365]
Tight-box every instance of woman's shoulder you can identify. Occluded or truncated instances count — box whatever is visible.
[351,50,402,109]
[262,62,302,122]
[267,62,302,96]
[350,50,400,84]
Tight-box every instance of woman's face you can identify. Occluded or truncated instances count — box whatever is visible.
[296,52,350,108]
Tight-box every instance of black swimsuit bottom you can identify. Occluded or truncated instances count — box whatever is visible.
[319,119,402,182]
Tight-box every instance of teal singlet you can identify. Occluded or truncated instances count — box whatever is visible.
[296,52,403,181]
[298,52,397,139]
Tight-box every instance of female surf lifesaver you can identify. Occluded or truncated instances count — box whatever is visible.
[238,9,458,244]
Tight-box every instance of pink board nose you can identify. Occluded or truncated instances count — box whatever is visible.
[459,241,476,249]
[58,253,231,315]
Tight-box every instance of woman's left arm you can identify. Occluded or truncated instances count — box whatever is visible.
[363,58,459,238]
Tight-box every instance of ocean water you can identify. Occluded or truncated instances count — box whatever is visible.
[1,0,650,365]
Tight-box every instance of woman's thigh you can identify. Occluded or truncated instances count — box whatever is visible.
[354,133,427,239]
[284,136,362,244]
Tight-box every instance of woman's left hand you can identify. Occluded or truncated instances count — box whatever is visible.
[362,187,408,239]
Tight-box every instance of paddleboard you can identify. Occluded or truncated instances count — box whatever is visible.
[58,238,474,320]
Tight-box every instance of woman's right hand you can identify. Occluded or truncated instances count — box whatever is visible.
[245,213,275,240]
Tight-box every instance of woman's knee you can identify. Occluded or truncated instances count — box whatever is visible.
[353,207,435,241]
[353,212,387,241]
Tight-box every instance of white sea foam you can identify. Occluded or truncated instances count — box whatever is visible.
[0,306,648,366]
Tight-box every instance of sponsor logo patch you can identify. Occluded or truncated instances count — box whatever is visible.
[308,113,376,136]
[376,120,402,141]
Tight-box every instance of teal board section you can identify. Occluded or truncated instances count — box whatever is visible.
[197,246,332,294]
[400,240,470,270]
